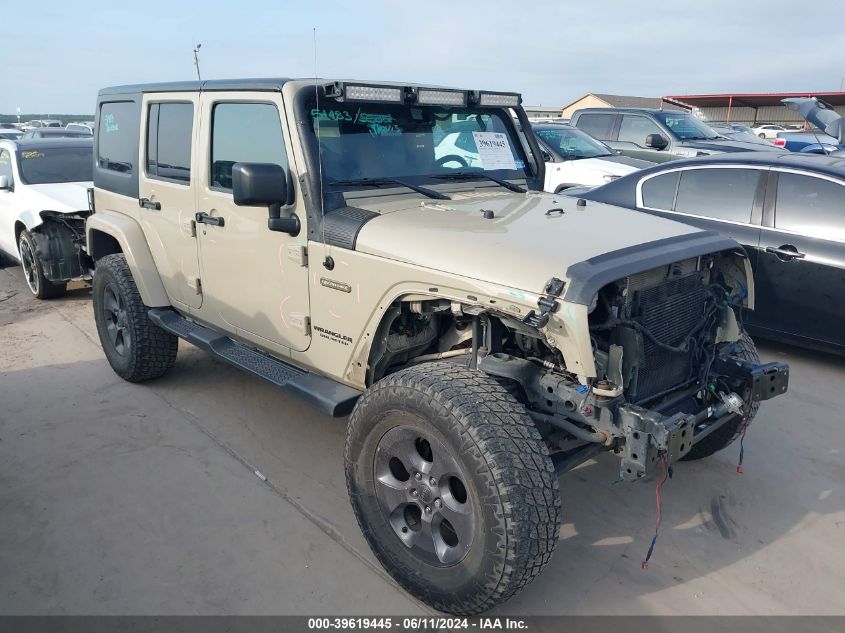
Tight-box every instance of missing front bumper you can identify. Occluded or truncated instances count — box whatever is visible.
[618,359,789,481]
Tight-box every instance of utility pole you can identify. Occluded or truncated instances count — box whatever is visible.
[192,44,202,81]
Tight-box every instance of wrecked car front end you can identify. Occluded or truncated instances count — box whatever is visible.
[478,232,789,480]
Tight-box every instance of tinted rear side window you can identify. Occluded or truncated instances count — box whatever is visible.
[575,113,615,140]
[641,171,679,210]
[210,102,287,191]
[674,168,760,223]
[776,173,845,241]
[98,101,136,173]
[146,102,193,183]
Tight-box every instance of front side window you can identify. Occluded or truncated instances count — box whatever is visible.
[674,168,760,223]
[617,115,664,147]
[533,126,611,159]
[653,112,720,141]
[775,173,845,242]
[575,113,615,140]
[307,101,530,182]
[16,146,93,184]
[146,102,193,183]
[211,102,288,191]
[98,101,136,173]
[641,171,679,210]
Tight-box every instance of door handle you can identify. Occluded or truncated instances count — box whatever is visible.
[139,197,161,210]
[765,245,805,261]
[196,212,225,227]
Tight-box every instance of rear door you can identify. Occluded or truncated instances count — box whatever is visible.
[138,93,202,309]
[755,170,845,347]
[0,148,15,256]
[572,112,617,143]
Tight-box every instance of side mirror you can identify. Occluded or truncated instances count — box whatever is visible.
[645,133,669,150]
[231,162,299,236]
[0,175,11,190]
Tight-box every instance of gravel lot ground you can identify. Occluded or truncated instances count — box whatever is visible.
[0,264,843,615]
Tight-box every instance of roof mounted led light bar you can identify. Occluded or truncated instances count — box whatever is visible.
[330,82,521,109]
[417,88,466,107]
[343,83,404,103]
[477,91,521,107]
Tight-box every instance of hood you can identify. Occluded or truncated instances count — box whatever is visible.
[593,154,655,169]
[678,139,782,154]
[554,156,642,181]
[353,191,702,296]
[25,181,92,214]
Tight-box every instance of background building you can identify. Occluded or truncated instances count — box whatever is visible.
[522,105,566,120]
[664,92,845,126]
[560,93,688,119]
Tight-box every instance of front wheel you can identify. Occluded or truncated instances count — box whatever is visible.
[19,230,66,299]
[682,332,761,461]
[93,253,178,382]
[345,362,561,615]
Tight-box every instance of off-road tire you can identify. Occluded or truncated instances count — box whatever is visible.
[19,230,66,299]
[345,362,561,615]
[93,254,178,382]
[682,332,761,461]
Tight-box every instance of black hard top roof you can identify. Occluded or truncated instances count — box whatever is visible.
[8,138,93,150]
[645,151,845,177]
[99,78,293,96]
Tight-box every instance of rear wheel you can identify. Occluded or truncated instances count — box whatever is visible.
[93,254,178,382]
[18,230,66,299]
[682,332,761,461]
[345,362,560,614]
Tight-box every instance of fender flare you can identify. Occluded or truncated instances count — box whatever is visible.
[86,210,170,306]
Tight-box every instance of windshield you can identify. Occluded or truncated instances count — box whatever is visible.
[17,146,93,184]
[306,101,531,184]
[653,112,721,140]
[533,126,611,159]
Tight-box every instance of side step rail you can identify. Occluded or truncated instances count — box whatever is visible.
[148,308,361,417]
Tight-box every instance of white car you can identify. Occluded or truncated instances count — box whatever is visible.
[752,124,787,139]
[532,123,654,192]
[0,127,23,141]
[0,138,93,298]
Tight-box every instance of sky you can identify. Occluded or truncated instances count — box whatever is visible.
[3,0,845,114]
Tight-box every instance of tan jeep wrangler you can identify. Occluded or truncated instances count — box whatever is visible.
[86,78,789,614]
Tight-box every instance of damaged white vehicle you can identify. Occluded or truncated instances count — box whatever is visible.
[0,138,93,298]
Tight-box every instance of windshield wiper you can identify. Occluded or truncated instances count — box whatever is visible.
[432,172,527,193]
[328,177,449,200]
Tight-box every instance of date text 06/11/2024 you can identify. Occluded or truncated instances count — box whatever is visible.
[306,617,529,630]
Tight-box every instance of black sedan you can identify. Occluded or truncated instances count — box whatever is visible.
[569,152,845,354]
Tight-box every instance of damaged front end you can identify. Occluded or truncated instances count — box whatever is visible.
[30,211,92,283]
[480,247,789,481]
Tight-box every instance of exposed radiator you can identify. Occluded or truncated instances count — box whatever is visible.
[625,272,708,402]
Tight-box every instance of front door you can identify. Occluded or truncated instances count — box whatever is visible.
[754,171,845,347]
[138,93,202,309]
[616,114,672,162]
[194,93,311,352]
